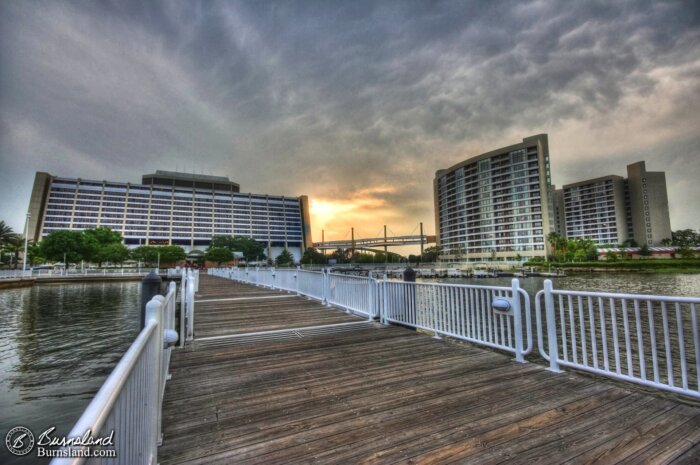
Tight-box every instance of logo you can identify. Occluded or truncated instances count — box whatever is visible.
[5,426,35,456]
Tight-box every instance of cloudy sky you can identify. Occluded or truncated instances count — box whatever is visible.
[1,0,699,244]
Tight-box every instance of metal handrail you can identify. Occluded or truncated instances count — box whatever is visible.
[55,322,157,464]
[535,279,700,399]
[0,270,32,279]
[31,268,165,277]
[51,283,178,464]
[183,270,197,342]
[326,272,376,320]
[211,267,531,361]
[382,278,531,361]
[211,267,700,399]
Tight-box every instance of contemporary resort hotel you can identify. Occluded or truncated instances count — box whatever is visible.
[434,134,554,262]
[25,170,313,261]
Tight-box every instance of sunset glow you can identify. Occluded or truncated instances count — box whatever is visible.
[309,185,423,247]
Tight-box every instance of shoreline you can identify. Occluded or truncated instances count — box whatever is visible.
[0,277,37,289]
[0,273,179,289]
[525,259,700,275]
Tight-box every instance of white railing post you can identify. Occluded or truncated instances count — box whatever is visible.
[186,272,195,341]
[167,281,177,333]
[368,271,374,321]
[271,267,276,289]
[145,297,164,446]
[381,273,388,325]
[295,266,300,296]
[322,269,329,306]
[544,279,562,373]
[431,281,441,339]
[512,278,525,363]
[179,271,186,347]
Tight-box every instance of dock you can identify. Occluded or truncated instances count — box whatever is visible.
[159,274,700,464]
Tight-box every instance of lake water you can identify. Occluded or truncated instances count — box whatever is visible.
[0,274,698,463]
[0,281,142,465]
[440,272,700,298]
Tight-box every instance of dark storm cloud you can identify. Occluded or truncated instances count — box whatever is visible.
[1,0,699,236]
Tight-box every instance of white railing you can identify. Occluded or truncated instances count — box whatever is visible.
[536,279,700,399]
[180,271,186,348]
[0,269,32,279]
[31,268,165,277]
[210,268,700,399]
[296,270,326,301]
[160,282,178,388]
[273,268,297,292]
[167,268,186,278]
[327,272,377,320]
[51,283,178,465]
[210,268,528,353]
[383,279,531,361]
[181,270,198,342]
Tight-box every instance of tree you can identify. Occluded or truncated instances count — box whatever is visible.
[329,248,350,264]
[275,249,295,267]
[158,245,186,263]
[98,243,130,264]
[205,247,233,265]
[39,230,83,264]
[679,247,696,259]
[421,246,441,262]
[130,246,159,264]
[210,236,266,262]
[547,232,567,257]
[0,221,18,248]
[622,238,639,248]
[300,247,326,265]
[1,235,23,269]
[351,252,375,263]
[80,228,124,266]
[639,244,652,259]
[27,243,46,266]
[131,245,185,265]
[671,229,700,247]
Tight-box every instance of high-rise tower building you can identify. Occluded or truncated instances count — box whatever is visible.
[625,161,672,246]
[556,161,672,246]
[562,175,629,245]
[433,134,554,262]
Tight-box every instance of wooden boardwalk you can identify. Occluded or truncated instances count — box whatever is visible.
[161,275,700,464]
[192,275,365,338]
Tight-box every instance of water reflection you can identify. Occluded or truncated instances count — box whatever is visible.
[0,282,140,465]
[434,273,700,299]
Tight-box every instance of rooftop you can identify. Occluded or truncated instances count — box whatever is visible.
[142,170,240,191]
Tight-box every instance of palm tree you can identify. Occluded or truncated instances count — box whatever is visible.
[2,235,23,269]
[0,221,17,247]
[547,232,561,257]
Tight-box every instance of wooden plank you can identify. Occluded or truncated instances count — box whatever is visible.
[157,274,700,464]
[191,275,363,337]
